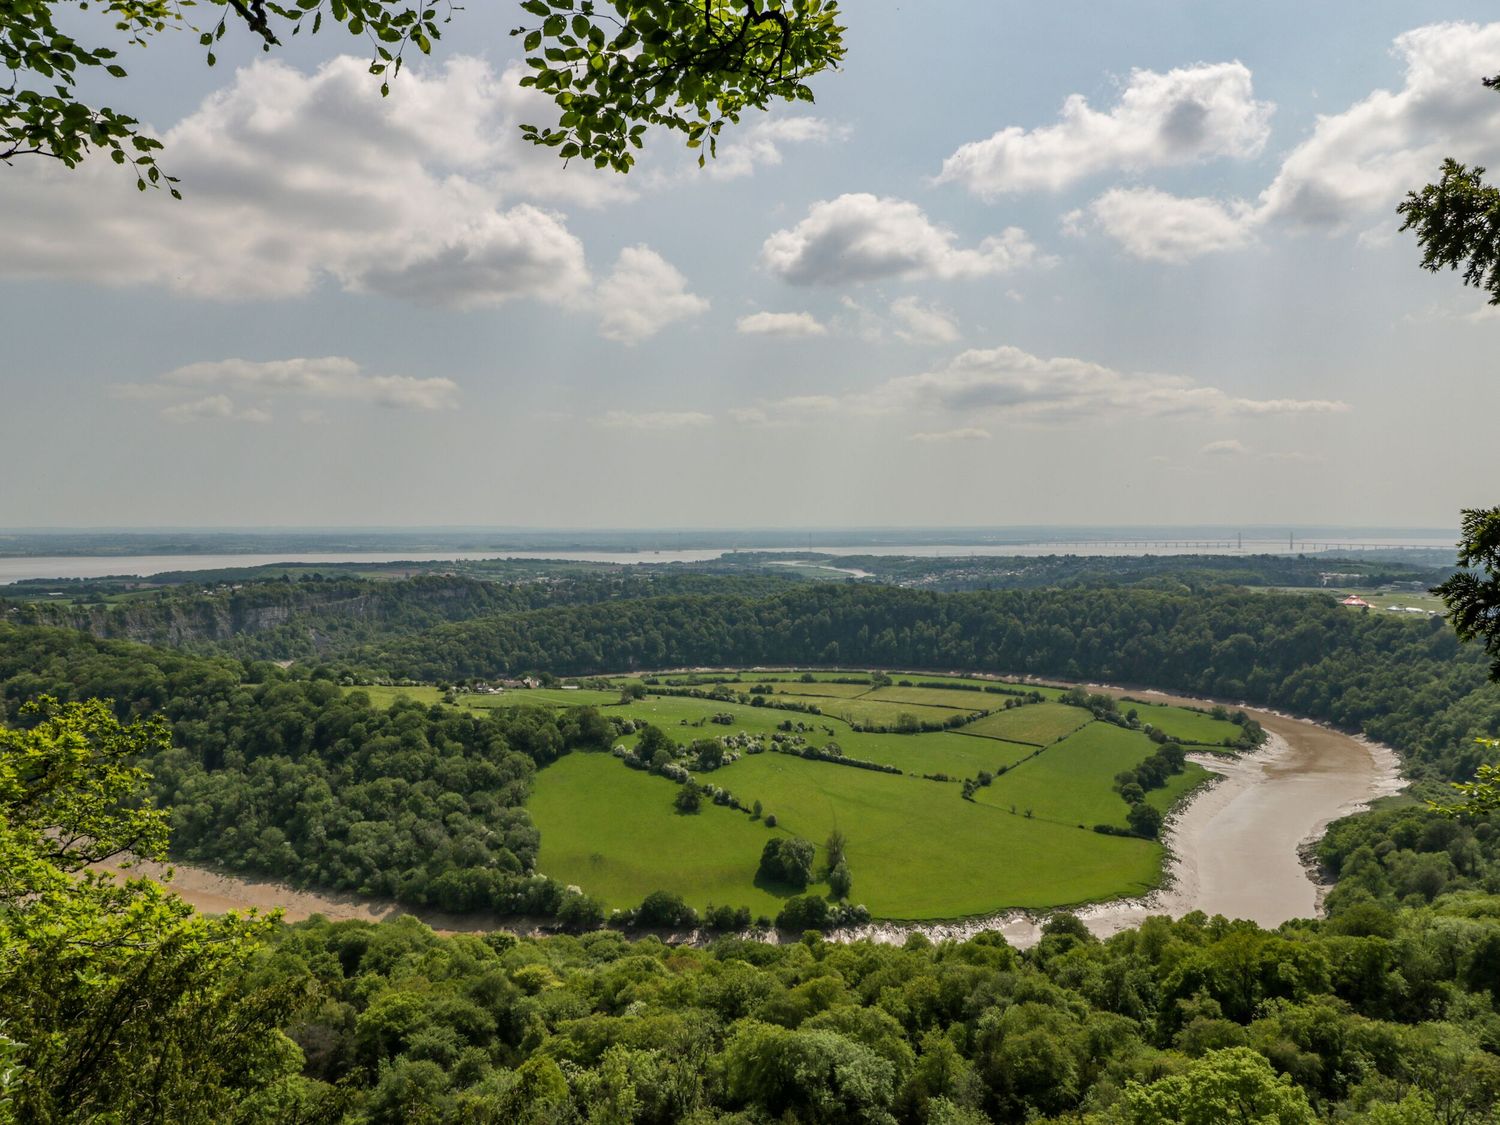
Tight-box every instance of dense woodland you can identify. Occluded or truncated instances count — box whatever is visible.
[173,896,1500,1122]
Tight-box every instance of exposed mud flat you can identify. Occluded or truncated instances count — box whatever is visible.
[102,692,1405,949]
[92,859,549,937]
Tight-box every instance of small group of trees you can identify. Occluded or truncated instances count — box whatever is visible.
[757,836,815,889]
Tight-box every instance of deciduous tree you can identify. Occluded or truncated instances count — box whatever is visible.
[0,697,301,1122]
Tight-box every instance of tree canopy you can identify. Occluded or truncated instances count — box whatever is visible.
[1,0,844,187]
[0,697,297,1121]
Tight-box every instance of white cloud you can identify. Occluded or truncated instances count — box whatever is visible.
[938,62,1272,196]
[761,194,1042,285]
[119,356,459,420]
[161,395,272,424]
[594,246,710,344]
[597,410,713,430]
[1200,438,1249,456]
[889,348,1349,421]
[165,357,458,410]
[908,428,992,442]
[1081,187,1260,262]
[705,116,850,179]
[1080,23,1500,261]
[735,345,1349,426]
[1259,22,1500,230]
[736,311,828,337]
[0,56,627,307]
[889,296,961,344]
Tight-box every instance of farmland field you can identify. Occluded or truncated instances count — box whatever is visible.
[747,680,875,698]
[975,723,1165,829]
[864,685,1007,710]
[462,686,621,709]
[1122,700,1246,746]
[349,685,445,709]
[529,753,795,916]
[960,701,1094,746]
[354,668,1238,919]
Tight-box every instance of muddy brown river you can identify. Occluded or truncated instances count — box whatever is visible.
[107,691,1405,947]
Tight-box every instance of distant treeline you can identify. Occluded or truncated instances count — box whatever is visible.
[765,551,1453,592]
[1,571,795,661]
[355,584,1497,782]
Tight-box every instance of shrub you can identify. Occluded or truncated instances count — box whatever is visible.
[1128,802,1164,839]
[758,836,815,888]
[828,861,852,901]
[635,891,698,929]
[776,894,831,931]
[556,892,606,932]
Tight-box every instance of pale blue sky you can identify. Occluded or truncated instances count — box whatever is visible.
[3,2,1497,528]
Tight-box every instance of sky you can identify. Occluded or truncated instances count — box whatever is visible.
[2,1,1497,530]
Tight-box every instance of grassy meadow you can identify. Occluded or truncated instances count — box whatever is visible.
[345,668,1253,919]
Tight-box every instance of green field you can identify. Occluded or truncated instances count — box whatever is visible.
[864,685,1004,711]
[462,687,622,709]
[750,680,875,699]
[351,668,1228,920]
[1122,700,1246,746]
[814,697,982,727]
[350,685,445,709]
[960,701,1094,746]
[972,723,1160,828]
[530,753,798,916]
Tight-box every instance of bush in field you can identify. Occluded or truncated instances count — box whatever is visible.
[759,837,816,889]
[1128,802,1164,839]
[674,783,702,814]
[829,861,853,901]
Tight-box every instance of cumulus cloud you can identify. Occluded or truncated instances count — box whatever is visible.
[734,345,1349,427]
[595,246,710,344]
[1200,438,1249,455]
[1080,23,1500,261]
[597,410,714,430]
[736,311,828,337]
[908,428,992,442]
[889,297,961,344]
[117,356,459,422]
[1076,188,1260,262]
[938,62,1272,196]
[761,194,1042,285]
[705,116,850,179]
[0,56,638,307]
[1260,22,1500,229]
